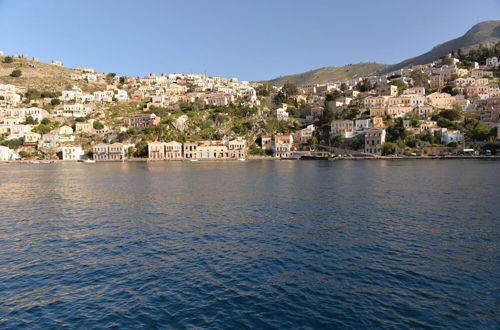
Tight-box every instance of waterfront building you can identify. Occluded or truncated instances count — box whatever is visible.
[261,136,272,151]
[183,142,198,159]
[196,141,229,159]
[273,134,293,158]
[440,128,463,145]
[62,146,84,161]
[0,146,12,161]
[364,128,386,155]
[165,141,183,159]
[92,143,134,161]
[228,137,247,159]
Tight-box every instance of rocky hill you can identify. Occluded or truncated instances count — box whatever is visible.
[266,20,500,86]
[267,62,389,86]
[0,56,105,92]
[381,20,500,74]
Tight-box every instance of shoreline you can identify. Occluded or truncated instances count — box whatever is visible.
[1,155,499,164]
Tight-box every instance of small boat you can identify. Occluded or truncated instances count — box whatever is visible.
[238,158,246,161]
[31,160,41,164]
[83,159,96,163]
[190,159,199,162]
[300,155,329,160]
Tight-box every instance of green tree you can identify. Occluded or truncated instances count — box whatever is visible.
[26,89,41,101]
[249,144,267,156]
[32,124,52,135]
[126,146,136,159]
[350,136,363,150]
[10,69,22,78]
[382,142,397,155]
[134,140,148,158]
[50,98,61,106]
[463,119,492,141]
[3,56,13,63]
[273,91,287,105]
[439,108,462,121]
[330,134,345,147]
[255,83,273,96]
[1,138,23,150]
[325,90,341,102]
[441,85,459,96]
[24,116,38,125]
[93,121,104,130]
[310,136,318,150]
[386,118,407,142]
[357,78,372,92]
[281,83,298,96]
[410,70,428,87]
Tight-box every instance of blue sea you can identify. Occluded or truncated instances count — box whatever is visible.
[0,160,499,329]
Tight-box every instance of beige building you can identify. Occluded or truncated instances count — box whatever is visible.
[92,143,134,161]
[123,113,161,129]
[228,137,247,159]
[183,142,198,159]
[330,120,354,137]
[197,141,229,159]
[75,121,95,134]
[427,92,455,109]
[273,134,294,158]
[148,142,167,160]
[261,136,272,151]
[165,141,183,159]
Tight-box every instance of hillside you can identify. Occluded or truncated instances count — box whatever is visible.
[266,20,500,86]
[0,56,105,92]
[267,62,389,86]
[381,20,500,74]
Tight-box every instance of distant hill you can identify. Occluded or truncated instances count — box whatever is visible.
[266,20,500,86]
[381,20,500,74]
[267,62,389,86]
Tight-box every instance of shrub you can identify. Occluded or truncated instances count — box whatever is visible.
[93,121,104,130]
[382,142,397,155]
[10,69,22,78]
[24,116,38,125]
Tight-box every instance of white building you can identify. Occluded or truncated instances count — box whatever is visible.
[354,119,371,131]
[276,107,289,120]
[62,146,84,161]
[485,57,498,67]
[0,146,12,161]
[116,90,129,101]
[441,128,463,145]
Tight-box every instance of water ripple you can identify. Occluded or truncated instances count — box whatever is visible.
[0,160,499,329]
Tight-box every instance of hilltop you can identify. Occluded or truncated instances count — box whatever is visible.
[266,20,500,86]
[0,56,106,93]
[267,62,389,86]
[381,20,500,74]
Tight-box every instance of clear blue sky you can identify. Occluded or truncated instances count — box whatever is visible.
[0,0,498,80]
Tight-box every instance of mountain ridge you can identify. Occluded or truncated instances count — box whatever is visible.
[266,20,500,86]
